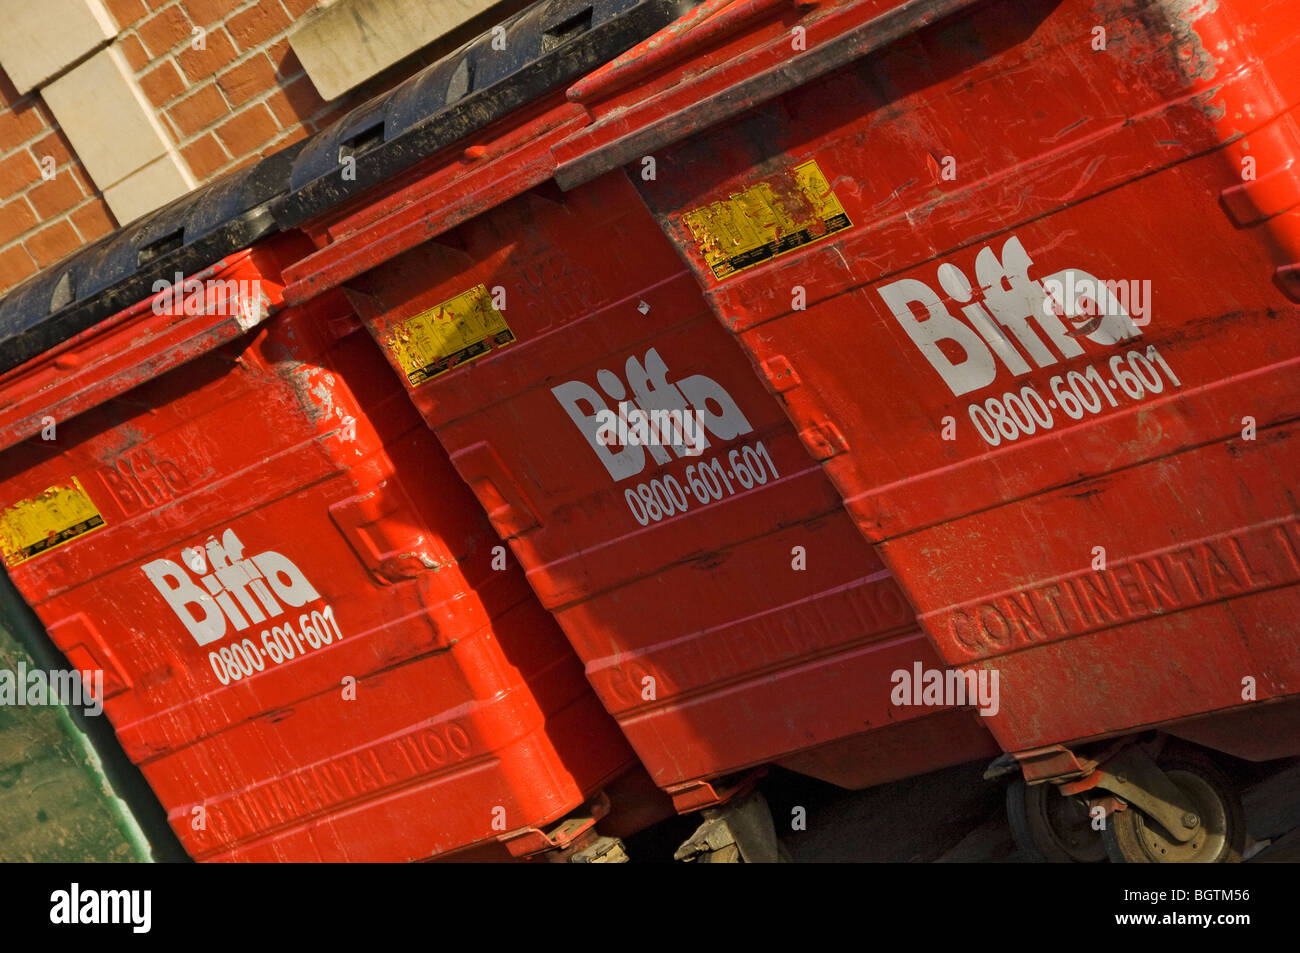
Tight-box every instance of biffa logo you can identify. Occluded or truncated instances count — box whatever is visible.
[552,347,753,482]
[877,235,1144,397]
[142,528,320,646]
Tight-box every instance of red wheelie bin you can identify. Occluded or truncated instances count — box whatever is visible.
[273,0,999,857]
[549,0,1300,861]
[0,177,661,862]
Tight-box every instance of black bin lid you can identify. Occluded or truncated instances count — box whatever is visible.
[0,139,305,377]
[271,0,696,227]
[0,0,697,377]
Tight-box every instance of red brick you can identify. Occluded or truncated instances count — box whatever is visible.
[264,89,294,128]
[182,0,240,26]
[267,73,325,126]
[216,102,279,156]
[105,0,149,28]
[267,38,302,78]
[30,130,75,168]
[119,32,151,71]
[307,101,353,133]
[181,132,230,179]
[280,0,319,17]
[176,27,237,82]
[166,82,228,137]
[71,200,117,241]
[263,125,309,153]
[27,171,85,218]
[226,2,291,52]
[159,111,180,142]
[0,152,42,194]
[25,220,83,267]
[217,53,276,107]
[0,244,37,292]
[140,59,187,105]
[0,101,48,145]
[0,199,37,245]
[67,164,95,195]
[0,72,20,108]
[31,99,56,127]
[139,5,195,57]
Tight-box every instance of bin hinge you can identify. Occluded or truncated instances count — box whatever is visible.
[49,613,131,700]
[1219,113,1300,226]
[756,354,848,460]
[328,481,449,583]
[449,441,541,538]
[757,355,801,394]
[1218,111,1300,301]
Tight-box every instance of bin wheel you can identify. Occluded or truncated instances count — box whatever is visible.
[1101,751,1244,864]
[1007,777,1106,863]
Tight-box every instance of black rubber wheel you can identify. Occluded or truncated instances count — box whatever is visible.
[1102,751,1245,864]
[1007,777,1107,863]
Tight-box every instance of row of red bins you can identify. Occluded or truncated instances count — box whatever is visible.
[0,0,1297,862]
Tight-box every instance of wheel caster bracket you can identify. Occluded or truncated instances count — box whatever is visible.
[1091,747,1202,844]
[673,790,781,863]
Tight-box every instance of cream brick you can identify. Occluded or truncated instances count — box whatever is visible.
[290,0,503,100]
[42,44,173,192]
[0,0,117,94]
[101,153,195,224]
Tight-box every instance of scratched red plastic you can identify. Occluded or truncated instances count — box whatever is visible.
[0,240,636,860]
[627,0,1300,756]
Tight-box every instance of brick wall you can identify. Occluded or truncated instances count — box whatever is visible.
[0,83,91,289]
[0,0,525,297]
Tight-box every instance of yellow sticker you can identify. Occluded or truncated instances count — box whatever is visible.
[384,284,516,386]
[0,477,106,568]
[680,159,853,281]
